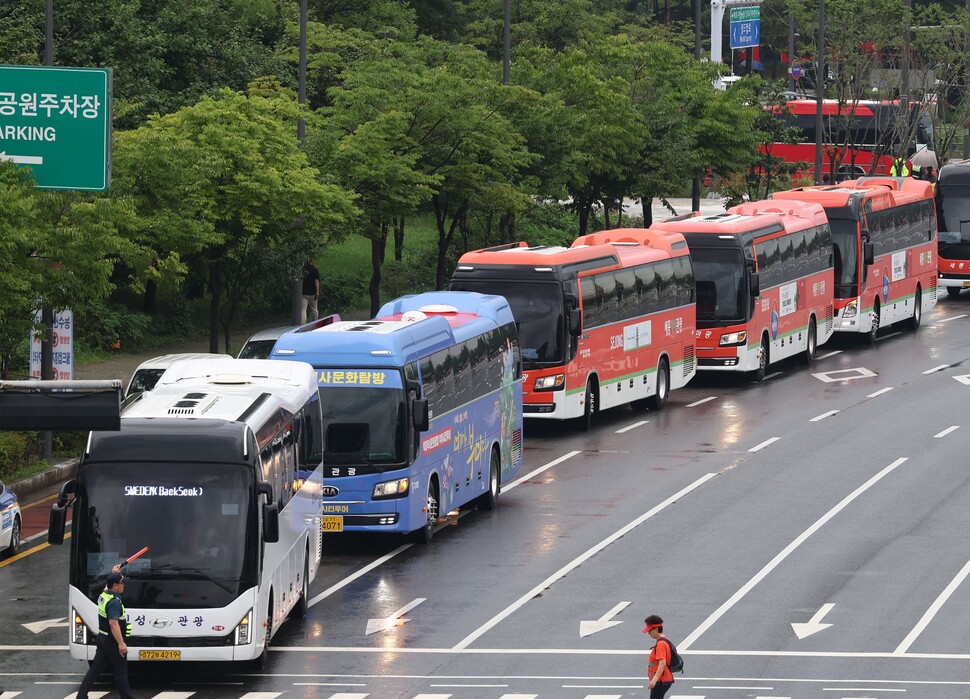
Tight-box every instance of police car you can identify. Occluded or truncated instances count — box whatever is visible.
[0,479,21,556]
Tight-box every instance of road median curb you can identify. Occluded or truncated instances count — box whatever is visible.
[11,458,78,502]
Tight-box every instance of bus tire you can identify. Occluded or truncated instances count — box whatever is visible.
[255,594,273,670]
[294,553,309,620]
[479,448,500,511]
[863,303,880,346]
[946,287,962,298]
[906,287,922,331]
[799,318,817,366]
[416,477,439,544]
[580,380,597,431]
[645,358,669,411]
[750,336,769,382]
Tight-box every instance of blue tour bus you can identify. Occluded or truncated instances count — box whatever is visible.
[270,291,524,543]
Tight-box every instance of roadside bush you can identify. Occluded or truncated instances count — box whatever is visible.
[76,301,152,352]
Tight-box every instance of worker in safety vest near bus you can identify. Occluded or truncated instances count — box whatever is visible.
[76,566,135,699]
[890,157,910,177]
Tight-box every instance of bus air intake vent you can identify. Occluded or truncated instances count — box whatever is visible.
[512,427,523,467]
[826,305,834,334]
[166,392,219,416]
[683,344,695,376]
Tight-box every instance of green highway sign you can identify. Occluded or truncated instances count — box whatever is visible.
[730,6,761,22]
[0,65,112,191]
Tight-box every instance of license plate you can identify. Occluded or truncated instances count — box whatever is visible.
[322,515,344,532]
[962,281,970,288]
[139,650,181,660]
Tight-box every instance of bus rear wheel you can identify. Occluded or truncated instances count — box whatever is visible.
[946,287,962,298]
[799,318,817,366]
[906,288,922,331]
[646,358,669,411]
[479,448,500,511]
[416,479,439,544]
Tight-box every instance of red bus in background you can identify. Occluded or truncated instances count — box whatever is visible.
[650,201,835,381]
[450,229,696,429]
[766,100,936,181]
[934,159,970,297]
[773,177,937,343]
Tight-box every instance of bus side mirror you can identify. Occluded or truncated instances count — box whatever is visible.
[749,272,761,298]
[258,481,274,503]
[864,241,875,266]
[411,398,429,432]
[262,502,280,543]
[48,479,75,545]
[568,308,582,336]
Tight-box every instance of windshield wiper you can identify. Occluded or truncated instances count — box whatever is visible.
[152,564,234,592]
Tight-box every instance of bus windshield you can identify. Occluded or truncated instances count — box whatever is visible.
[319,380,406,467]
[73,462,258,608]
[938,188,970,246]
[451,281,563,366]
[829,218,860,296]
[689,247,745,324]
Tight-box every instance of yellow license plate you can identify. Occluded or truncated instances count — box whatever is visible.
[962,281,970,288]
[322,516,344,532]
[139,650,181,660]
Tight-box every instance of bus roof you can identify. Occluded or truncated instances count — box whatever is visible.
[649,202,826,242]
[86,419,251,464]
[777,99,911,117]
[272,291,512,368]
[570,227,690,258]
[772,177,933,216]
[938,159,970,186]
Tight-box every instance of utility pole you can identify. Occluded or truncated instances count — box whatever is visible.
[814,0,825,184]
[40,0,54,462]
[899,0,912,162]
[693,0,702,212]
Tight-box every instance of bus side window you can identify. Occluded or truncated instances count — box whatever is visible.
[432,348,455,416]
[655,261,676,311]
[580,276,599,329]
[614,269,637,321]
[419,355,438,417]
[635,264,659,315]
[673,256,694,306]
[595,273,618,326]
[499,322,522,379]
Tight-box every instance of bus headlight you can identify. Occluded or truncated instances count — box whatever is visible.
[373,478,409,499]
[842,300,858,318]
[533,374,565,391]
[719,331,747,346]
[234,609,252,645]
[72,609,91,645]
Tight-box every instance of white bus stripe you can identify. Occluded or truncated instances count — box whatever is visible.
[748,437,780,452]
[686,396,717,407]
[452,473,717,650]
[615,420,649,434]
[895,557,970,654]
[934,426,959,439]
[680,457,908,651]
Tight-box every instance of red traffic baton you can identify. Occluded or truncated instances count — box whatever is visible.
[126,546,149,563]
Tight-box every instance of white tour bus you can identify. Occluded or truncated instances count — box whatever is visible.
[48,358,323,665]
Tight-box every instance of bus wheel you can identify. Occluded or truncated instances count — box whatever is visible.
[417,479,439,544]
[580,381,596,431]
[799,318,817,366]
[294,555,309,620]
[750,337,769,382]
[479,448,500,511]
[906,288,922,331]
[946,287,962,298]
[864,304,880,346]
[646,358,669,411]
[255,596,273,670]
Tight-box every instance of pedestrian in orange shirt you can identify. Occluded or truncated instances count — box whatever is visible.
[643,614,675,698]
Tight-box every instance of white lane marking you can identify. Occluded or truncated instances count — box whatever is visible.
[366,598,426,635]
[580,601,631,638]
[934,426,959,439]
[923,364,950,374]
[239,694,285,699]
[813,368,877,382]
[895,556,970,654]
[821,689,906,692]
[748,437,780,452]
[680,457,908,651]
[816,350,842,360]
[615,420,649,434]
[62,694,109,699]
[292,685,367,688]
[309,545,411,608]
[322,694,369,699]
[810,411,839,422]
[498,695,539,699]
[765,371,783,380]
[878,331,902,340]
[151,694,195,698]
[0,693,21,699]
[578,695,622,699]
[686,396,717,407]
[940,313,968,323]
[503,451,581,494]
[452,473,717,650]
[308,452,581,608]
[414,694,455,698]
[867,387,894,398]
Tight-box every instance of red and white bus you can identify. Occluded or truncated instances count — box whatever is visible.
[450,229,696,429]
[773,177,937,342]
[766,99,935,181]
[935,159,970,297]
[650,201,835,380]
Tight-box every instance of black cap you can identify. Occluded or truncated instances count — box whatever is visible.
[106,571,124,586]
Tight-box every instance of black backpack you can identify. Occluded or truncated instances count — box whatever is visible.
[660,637,684,673]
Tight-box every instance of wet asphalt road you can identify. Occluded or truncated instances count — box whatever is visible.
[4,294,970,699]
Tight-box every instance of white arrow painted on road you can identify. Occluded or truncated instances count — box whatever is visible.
[365,597,426,635]
[580,601,631,638]
[0,152,43,165]
[954,374,970,386]
[791,603,834,639]
[22,617,69,634]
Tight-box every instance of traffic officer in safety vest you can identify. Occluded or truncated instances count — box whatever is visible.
[76,567,135,699]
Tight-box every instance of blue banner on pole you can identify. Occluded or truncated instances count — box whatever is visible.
[729,7,760,49]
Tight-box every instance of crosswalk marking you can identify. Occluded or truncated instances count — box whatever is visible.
[239,694,285,698]
[582,695,621,699]
[0,692,22,699]
[326,694,369,699]
[152,694,195,699]
[499,695,539,699]
[412,695,452,698]
[63,693,109,699]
